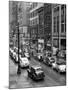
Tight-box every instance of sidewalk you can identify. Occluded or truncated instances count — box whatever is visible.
[9,58,18,75]
[9,58,32,89]
[9,58,18,88]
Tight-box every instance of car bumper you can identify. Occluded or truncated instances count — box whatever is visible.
[20,63,29,68]
[58,69,66,73]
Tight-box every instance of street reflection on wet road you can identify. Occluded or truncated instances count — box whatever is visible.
[9,57,66,89]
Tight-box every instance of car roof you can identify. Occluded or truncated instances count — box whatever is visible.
[30,65,42,69]
[21,57,28,60]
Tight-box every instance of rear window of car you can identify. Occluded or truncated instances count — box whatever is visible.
[35,67,42,71]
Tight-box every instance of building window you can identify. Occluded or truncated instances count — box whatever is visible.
[54,6,59,13]
[61,5,66,33]
[65,5,66,32]
[53,6,59,33]
[53,17,56,33]
[57,15,59,33]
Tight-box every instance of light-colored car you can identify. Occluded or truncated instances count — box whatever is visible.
[13,51,16,60]
[15,54,18,62]
[58,63,66,73]
[9,48,13,56]
[20,57,29,68]
[10,48,15,58]
[52,62,57,69]
[52,60,66,73]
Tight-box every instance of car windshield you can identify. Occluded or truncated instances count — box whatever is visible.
[51,58,55,61]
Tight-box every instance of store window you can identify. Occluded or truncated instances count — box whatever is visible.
[53,39,59,48]
[53,17,56,33]
[54,6,59,13]
[61,39,66,50]
[57,15,59,33]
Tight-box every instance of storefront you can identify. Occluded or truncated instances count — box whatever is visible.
[38,39,44,53]
[61,39,66,50]
[52,4,66,50]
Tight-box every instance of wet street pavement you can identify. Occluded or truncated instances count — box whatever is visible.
[9,56,66,89]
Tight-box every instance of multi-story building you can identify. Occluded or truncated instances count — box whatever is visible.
[29,2,43,44]
[9,1,18,47]
[52,4,66,50]
[38,7,44,39]
[16,2,31,48]
[37,3,52,50]
[44,4,52,50]
[9,1,31,48]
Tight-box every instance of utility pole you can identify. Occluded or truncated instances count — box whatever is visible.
[16,2,21,75]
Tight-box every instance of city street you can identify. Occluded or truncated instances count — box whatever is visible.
[9,56,66,89]
[9,1,66,89]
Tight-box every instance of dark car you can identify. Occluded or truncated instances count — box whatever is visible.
[57,50,66,59]
[43,56,55,66]
[27,65,45,81]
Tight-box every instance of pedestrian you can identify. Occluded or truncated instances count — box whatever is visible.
[40,56,43,62]
[56,49,59,57]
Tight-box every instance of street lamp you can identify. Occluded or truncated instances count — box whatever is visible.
[16,3,21,75]
[16,23,21,75]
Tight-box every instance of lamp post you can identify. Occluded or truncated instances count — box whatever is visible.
[17,23,21,75]
[16,3,21,75]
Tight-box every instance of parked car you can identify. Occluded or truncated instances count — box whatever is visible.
[13,51,17,60]
[9,48,14,60]
[43,53,54,66]
[27,65,45,81]
[52,59,66,73]
[9,48,13,57]
[43,57,50,65]
[20,57,29,68]
[57,50,66,59]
